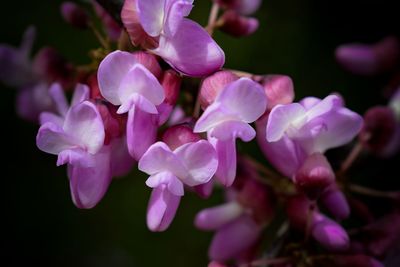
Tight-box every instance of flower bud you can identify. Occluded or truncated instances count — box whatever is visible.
[193,179,214,199]
[60,2,89,29]
[320,185,350,220]
[311,214,350,251]
[332,254,384,267]
[215,0,262,15]
[294,153,335,199]
[195,201,244,230]
[359,106,397,154]
[162,125,201,151]
[286,194,313,231]
[208,262,227,267]
[262,75,295,110]
[200,70,239,109]
[335,36,400,76]
[131,51,162,79]
[220,11,259,38]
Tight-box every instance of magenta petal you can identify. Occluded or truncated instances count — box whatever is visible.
[210,120,255,142]
[97,50,137,105]
[36,122,76,155]
[126,106,158,160]
[146,171,184,196]
[57,148,95,168]
[195,201,243,230]
[164,1,193,36]
[48,83,68,117]
[63,101,105,154]
[311,214,350,251]
[217,78,267,123]
[109,136,135,177]
[68,147,112,209]
[154,18,225,77]
[39,112,64,126]
[147,184,181,232]
[137,0,166,37]
[193,179,214,199]
[210,136,237,187]
[174,140,218,186]
[209,215,261,261]
[71,83,90,107]
[194,103,236,133]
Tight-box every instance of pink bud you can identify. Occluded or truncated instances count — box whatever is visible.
[162,125,201,151]
[208,262,227,267]
[335,36,400,76]
[220,11,259,38]
[200,70,239,109]
[161,70,181,105]
[60,2,89,29]
[333,254,384,267]
[359,106,397,154]
[311,214,350,251]
[195,201,244,230]
[294,153,335,199]
[32,47,74,89]
[131,51,162,79]
[262,75,295,110]
[320,185,350,221]
[215,0,262,15]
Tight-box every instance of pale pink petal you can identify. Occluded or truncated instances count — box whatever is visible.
[138,141,187,178]
[174,140,218,186]
[147,184,181,231]
[194,103,237,133]
[48,83,68,117]
[209,120,255,141]
[209,215,261,261]
[209,135,237,187]
[195,201,244,230]
[68,147,112,209]
[305,95,343,122]
[39,112,64,126]
[266,103,306,142]
[145,171,184,196]
[154,18,225,77]
[36,122,76,155]
[118,64,165,107]
[137,0,166,37]
[216,78,267,123]
[71,83,90,107]
[126,106,158,160]
[57,148,95,168]
[117,93,159,114]
[97,50,137,105]
[164,1,193,36]
[63,101,105,154]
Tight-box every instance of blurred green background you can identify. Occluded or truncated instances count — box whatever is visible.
[1,0,399,266]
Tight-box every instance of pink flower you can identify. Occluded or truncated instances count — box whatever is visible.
[97,50,165,160]
[194,78,267,186]
[139,141,218,231]
[121,0,225,77]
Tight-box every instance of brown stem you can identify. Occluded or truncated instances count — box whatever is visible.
[338,141,364,175]
[206,2,220,35]
[348,183,400,200]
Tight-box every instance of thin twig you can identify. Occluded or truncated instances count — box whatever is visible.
[348,183,400,200]
[339,141,364,175]
[88,21,110,50]
[206,2,220,35]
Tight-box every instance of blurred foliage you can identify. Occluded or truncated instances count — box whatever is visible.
[1,0,399,266]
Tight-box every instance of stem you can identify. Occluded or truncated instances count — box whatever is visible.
[304,201,316,243]
[192,88,202,118]
[348,183,400,200]
[240,257,291,267]
[88,21,110,50]
[206,2,220,35]
[339,141,364,175]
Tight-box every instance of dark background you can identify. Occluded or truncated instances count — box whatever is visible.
[1,0,399,266]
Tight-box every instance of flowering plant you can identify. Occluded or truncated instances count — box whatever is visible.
[1,0,400,266]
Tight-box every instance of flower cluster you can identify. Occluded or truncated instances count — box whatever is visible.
[1,0,400,266]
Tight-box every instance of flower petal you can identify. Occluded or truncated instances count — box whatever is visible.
[71,83,90,107]
[118,64,165,107]
[137,0,166,37]
[266,103,306,142]
[210,120,256,142]
[36,122,76,155]
[126,106,158,160]
[138,141,187,177]
[216,78,267,123]
[48,83,68,117]
[174,140,218,186]
[57,148,95,168]
[164,1,193,36]
[109,136,135,177]
[147,184,181,231]
[194,103,237,133]
[209,135,237,187]
[63,101,105,154]
[97,50,137,105]
[209,215,261,261]
[39,112,64,126]
[145,171,184,196]
[195,201,244,230]
[154,18,225,77]
[68,147,112,209]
